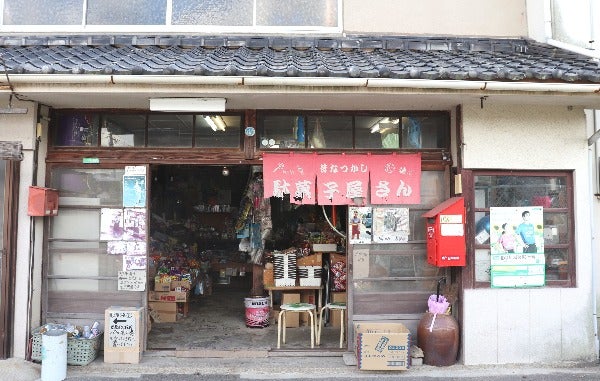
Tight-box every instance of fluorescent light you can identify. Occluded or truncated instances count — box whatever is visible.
[204,116,218,131]
[149,98,226,112]
[211,116,227,131]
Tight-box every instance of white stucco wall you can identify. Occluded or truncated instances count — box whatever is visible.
[343,0,528,37]
[461,103,596,364]
[0,99,42,358]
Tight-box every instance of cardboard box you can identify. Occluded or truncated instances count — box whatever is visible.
[104,306,144,364]
[281,293,300,328]
[354,321,411,371]
[154,276,171,292]
[170,280,193,291]
[299,290,317,325]
[148,290,189,302]
[297,253,322,267]
[148,302,178,323]
[330,292,347,328]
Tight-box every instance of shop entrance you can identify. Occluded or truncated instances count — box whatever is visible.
[146,164,347,352]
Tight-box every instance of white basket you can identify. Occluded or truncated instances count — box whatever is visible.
[298,266,322,287]
[273,253,297,287]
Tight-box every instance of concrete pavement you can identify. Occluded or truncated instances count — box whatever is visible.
[2,351,600,380]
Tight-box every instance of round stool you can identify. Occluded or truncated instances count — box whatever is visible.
[277,303,317,349]
[317,302,347,348]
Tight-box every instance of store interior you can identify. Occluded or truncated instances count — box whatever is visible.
[147,165,348,352]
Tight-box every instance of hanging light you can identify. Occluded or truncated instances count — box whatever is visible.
[222,166,230,176]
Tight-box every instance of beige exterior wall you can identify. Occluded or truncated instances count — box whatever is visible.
[460,103,596,364]
[343,0,528,37]
[0,99,44,358]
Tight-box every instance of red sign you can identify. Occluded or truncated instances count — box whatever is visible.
[315,154,369,205]
[369,153,421,204]
[262,153,316,204]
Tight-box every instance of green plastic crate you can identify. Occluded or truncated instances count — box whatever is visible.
[31,326,103,366]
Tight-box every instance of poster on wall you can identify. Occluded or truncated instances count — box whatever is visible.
[348,206,372,244]
[489,206,545,288]
[123,255,147,271]
[107,241,147,255]
[123,208,147,241]
[372,207,410,243]
[123,167,146,208]
[100,208,124,240]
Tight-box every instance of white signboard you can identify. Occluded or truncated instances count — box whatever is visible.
[106,309,139,349]
[117,270,146,291]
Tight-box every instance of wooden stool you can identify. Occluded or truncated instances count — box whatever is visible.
[277,303,317,349]
[317,302,347,348]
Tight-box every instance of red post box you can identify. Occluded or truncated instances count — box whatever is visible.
[27,186,59,216]
[422,197,466,267]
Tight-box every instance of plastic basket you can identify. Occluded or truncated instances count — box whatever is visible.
[31,326,103,366]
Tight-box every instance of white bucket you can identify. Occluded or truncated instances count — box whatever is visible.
[244,297,270,328]
[41,329,67,381]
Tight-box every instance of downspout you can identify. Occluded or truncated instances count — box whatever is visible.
[591,109,600,360]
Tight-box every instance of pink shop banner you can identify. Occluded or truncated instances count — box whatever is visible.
[315,154,370,205]
[369,153,421,205]
[263,153,316,204]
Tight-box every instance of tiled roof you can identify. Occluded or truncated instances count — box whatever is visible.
[0,35,599,83]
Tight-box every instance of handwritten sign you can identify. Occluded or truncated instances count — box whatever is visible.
[117,270,146,291]
[105,308,140,349]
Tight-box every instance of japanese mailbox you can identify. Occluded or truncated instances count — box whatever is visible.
[422,197,466,267]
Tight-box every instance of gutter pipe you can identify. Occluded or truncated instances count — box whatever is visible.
[2,75,600,95]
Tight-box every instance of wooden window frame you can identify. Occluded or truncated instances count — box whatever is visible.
[461,169,575,289]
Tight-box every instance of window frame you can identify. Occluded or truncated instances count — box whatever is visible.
[462,169,576,289]
[0,0,343,34]
[256,110,451,152]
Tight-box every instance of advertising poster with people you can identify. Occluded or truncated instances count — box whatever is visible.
[489,206,545,288]
[348,206,372,244]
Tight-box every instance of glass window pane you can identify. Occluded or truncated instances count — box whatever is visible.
[48,242,121,277]
[101,114,146,147]
[87,0,166,25]
[172,0,253,26]
[50,209,100,240]
[475,249,491,282]
[148,114,193,147]
[53,113,99,147]
[401,115,449,149]
[194,115,241,148]
[3,0,83,25]
[474,175,568,208]
[551,0,593,50]
[258,115,305,149]
[50,168,125,205]
[545,248,569,281]
[47,279,117,292]
[307,115,352,149]
[353,279,440,292]
[543,212,569,245]
[355,116,399,149]
[256,0,338,27]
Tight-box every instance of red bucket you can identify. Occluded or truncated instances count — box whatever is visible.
[244,297,269,328]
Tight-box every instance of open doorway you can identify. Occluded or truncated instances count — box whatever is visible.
[146,164,348,352]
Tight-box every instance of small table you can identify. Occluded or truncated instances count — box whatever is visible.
[264,285,324,311]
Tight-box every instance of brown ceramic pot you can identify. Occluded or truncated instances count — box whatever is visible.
[417,311,459,366]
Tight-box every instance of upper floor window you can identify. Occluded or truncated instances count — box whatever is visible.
[52,111,242,149]
[257,112,450,150]
[549,0,599,54]
[0,0,341,33]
